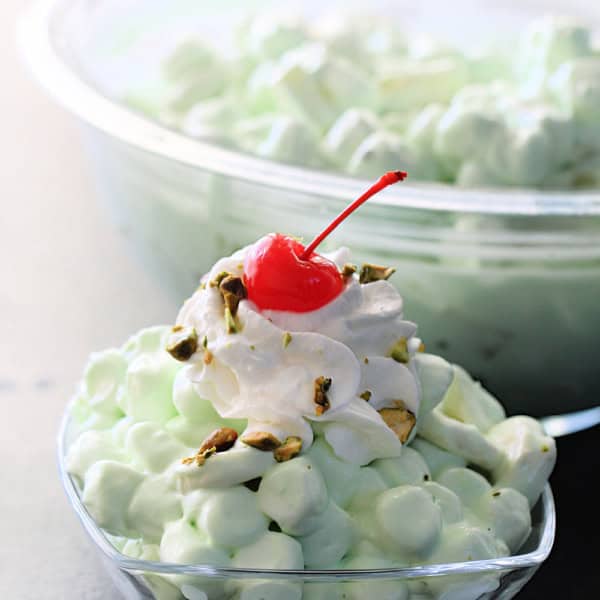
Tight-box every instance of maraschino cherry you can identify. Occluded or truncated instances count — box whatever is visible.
[244,170,407,313]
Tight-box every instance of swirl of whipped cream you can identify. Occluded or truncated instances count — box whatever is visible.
[176,242,421,465]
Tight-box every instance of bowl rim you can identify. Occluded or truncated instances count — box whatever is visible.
[57,404,556,582]
[18,0,600,218]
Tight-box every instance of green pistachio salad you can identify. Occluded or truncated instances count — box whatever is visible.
[64,236,556,600]
[127,13,600,188]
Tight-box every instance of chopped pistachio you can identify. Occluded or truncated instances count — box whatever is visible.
[378,406,416,443]
[203,349,214,365]
[341,263,357,280]
[219,275,247,317]
[542,445,550,453]
[418,341,426,353]
[166,326,198,362]
[282,332,293,348]
[182,446,216,467]
[241,431,282,451]
[314,376,332,416]
[199,427,239,454]
[359,390,372,401]
[359,263,396,284]
[202,335,208,349]
[210,271,230,288]
[274,436,303,462]
[492,491,501,497]
[250,344,256,351]
[181,426,238,468]
[224,306,239,334]
[198,281,207,291]
[389,337,410,363]
[364,357,369,364]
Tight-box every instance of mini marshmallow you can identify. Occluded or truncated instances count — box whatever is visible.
[428,523,501,564]
[306,437,361,508]
[421,481,464,524]
[436,467,492,511]
[418,405,505,471]
[299,502,353,568]
[82,349,127,417]
[172,368,225,424]
[347,132,417,179]
[127,475,182,542]
[487,416,556,506]
[258,456,328,535]
[476,487,531,553]
[372,446,431,488]
[413,353,455,418]
[160,519,229,566]
[323,108,380,166]
[255,116,326,168]
[122,352,180,424]
[410,437,467,479]
[440,365,506,433]
[82,460,144,537]
[233,532,304,570]
[162,38,227,113]
[375,485,442,556]
[125,421,187,473]
[194,486,269,549]
[66,430,125,482]
[377,57,469,112]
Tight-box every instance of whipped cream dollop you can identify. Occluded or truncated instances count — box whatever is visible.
[176,243,421,465]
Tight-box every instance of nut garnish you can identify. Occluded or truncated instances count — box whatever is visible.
[219,275,247,317]
[199,427,239,453]
[181,427,238,467]
[359,263,396,284]
[241,431,282,451]
[282,332,293,348]
[210,271,230,288]
[418,341,426,353]
[389,337,410,363]
[182,446,216,467]
[274,436,303,462]
[166,326,198,362]
[359,390,372,401]
[224,306,239,334]
[341,263,357,280]
[203,348,214,365]
[378,406,416,443]
[314,376,332,416]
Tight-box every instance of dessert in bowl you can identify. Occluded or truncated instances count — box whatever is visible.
[61,175,556,600]
[20,0,600,424]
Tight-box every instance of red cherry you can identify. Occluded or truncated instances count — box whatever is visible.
[244,171,407,313]
[244,234,344,312]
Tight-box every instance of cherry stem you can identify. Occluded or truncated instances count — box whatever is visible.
[299,170,408,260]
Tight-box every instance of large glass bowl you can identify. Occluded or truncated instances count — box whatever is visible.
[58,407,556,600]
[19,0,600,424]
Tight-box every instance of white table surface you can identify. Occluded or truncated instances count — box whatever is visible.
[1,2,176,597]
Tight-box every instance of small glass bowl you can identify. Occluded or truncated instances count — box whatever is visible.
[19,0,600,426]
[58,409,555,600]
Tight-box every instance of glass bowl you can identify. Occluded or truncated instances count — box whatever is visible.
[58,408,556,600]
[19,0,600,425]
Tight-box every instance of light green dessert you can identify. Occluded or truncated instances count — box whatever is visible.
[65,239,556,600]
[127,13,600,188]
